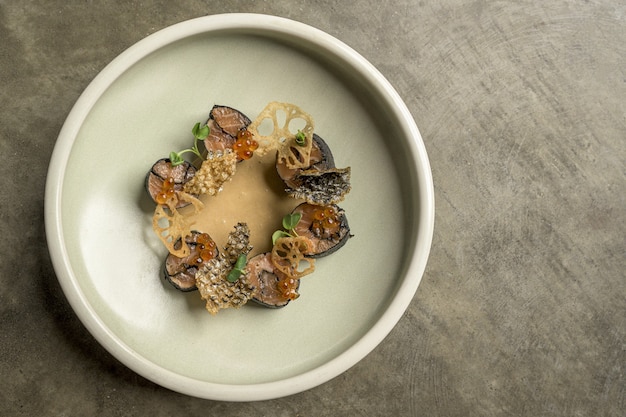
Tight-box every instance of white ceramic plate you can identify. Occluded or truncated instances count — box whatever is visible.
[45,14,434,401]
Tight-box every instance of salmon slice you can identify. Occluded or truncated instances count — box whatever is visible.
[203,105,252,153]
[246,253,295,308]
[291,203,351,258]
[145,158,196,208]
[204,118,235,152]
[211,105,251,136]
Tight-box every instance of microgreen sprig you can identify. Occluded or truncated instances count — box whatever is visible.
[295,129,306,146]
[227,253,247,282]
[272,212,302,245]
[169,122,210,166]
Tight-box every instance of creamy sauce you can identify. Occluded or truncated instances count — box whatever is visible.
[185,153,302,257]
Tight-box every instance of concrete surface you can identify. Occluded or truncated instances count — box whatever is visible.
[1,1,624,416]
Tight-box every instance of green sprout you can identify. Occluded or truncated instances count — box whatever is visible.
[169,122,210,166]
[295,129,306,146]
[227,253,247,282]
[272,212,302,245]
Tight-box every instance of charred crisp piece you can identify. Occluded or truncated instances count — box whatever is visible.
[195,223,256,315]
[285,167,351,205]
[222,222,253,265]
[195,256,256,315]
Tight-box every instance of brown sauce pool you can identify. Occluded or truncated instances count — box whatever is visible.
[185,153,302,257]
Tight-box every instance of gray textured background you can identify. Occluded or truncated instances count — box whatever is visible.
[1,1,624,416]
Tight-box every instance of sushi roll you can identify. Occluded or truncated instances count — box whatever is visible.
[145,158,196,207]
[276,133,335,189]
[290,203,351,258]
[163,231,218,291]
[204,105,252,154]
[246,253,299,308]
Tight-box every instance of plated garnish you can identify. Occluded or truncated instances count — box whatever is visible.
[145,102,352,314]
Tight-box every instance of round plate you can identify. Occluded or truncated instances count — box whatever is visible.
[44,13,434,401]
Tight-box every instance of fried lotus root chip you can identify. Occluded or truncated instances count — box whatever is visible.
[286,167,352,205]
[152,192,204,257]
[183,150,237,196]
[247,102,315,169]
[195,222,255,315]
[271,236,316,279]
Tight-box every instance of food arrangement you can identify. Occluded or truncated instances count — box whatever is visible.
[145,102,352,314]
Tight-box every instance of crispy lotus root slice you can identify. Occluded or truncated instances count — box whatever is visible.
[286,167,352,205]
[183,150,237,196]
[195,256,256,315]
[152,192,204,257]
[247,102,315,169]
[271,236,316,279]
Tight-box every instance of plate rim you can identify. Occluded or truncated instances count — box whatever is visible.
[44,13,434,401]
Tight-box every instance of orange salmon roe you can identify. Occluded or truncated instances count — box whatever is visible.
[278,277,300,300]
[311,205,340,236]
[186,233,216,266]
[156,176,177,204]
[234,129,259,160]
